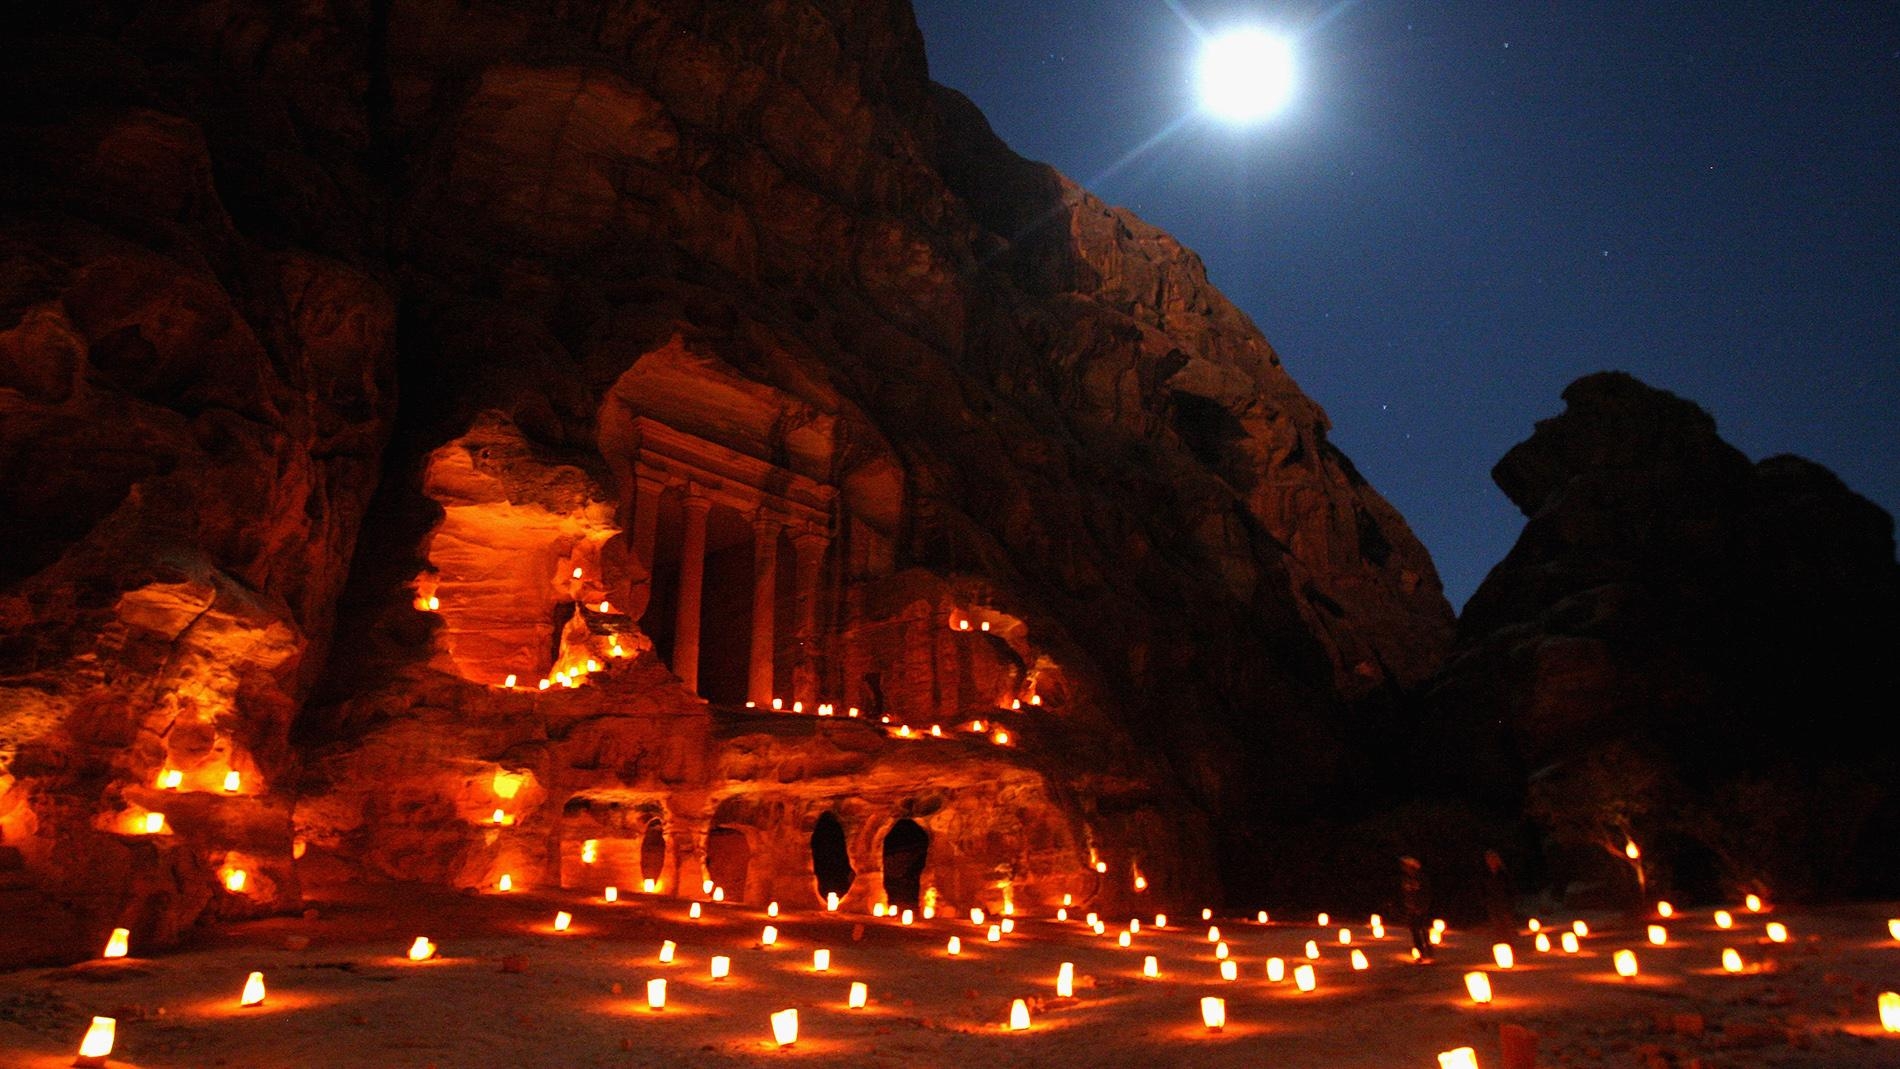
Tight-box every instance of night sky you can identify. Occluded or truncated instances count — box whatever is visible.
[911,1,1900,608]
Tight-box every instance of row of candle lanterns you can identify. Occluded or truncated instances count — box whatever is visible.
[75,885,1900,1065]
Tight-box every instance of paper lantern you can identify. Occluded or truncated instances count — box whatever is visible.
[1008,999,1030,1031]
[1430,929,1443,946]
[1657,901,1674,919]
[703,879,715,895]
[690,902,702,919]
[223,771,241,793]
[1219,959,1238,981]
[644,878,658,894]
[504,674,517,688]
[987,925,1001,943]
[1294,964,1316,992]
[1561,932,1580,954]
[1372,922,1385,939]
[219,868,247,893]
[103,928,129,959]
[1888,919,1900,941]
[767,901,779,918]
[1715,910,1733,929]
[1266,957,1285,982]
[1118,931,1132,948]
[1766,922,1789,943]
[74,1016,115,1067]
[900,909,914,926]
[497,874,512,892]
[1571,920,1589,937]
[1647,925,1666,946]
[1056,908,1068,921]
[873,903,886,917]
[1745,894,1764,913]
[1722,948,1743,973]
[1002,919,1015,934]
[553,911,572,932]
[159,769,183,790]
[710,955,730,980]
[1203,908,1214,921]
[1534,933,1551,953]
[1492,943,1514,968]
[1201,995,1226,1032]
[1129,919,1141,933]
[143,812,166,834]
[947,936,962,956]
[848,981,869,1009]
[1438,1047,1479,1069]
[973,908,987,925]
[408,937,435,961]
[1215,941,1229,960]
[771,1008,799,1047]
[1057,961,1074,997]
[1526,918,1540,932]
[713,887,726,902]
[761,925,778,946]
[1304,940,1320,959]
[1144,955,1160,978]
[813,949,830,972]
[659,940,676,964]
[604,886,618,903]
[1318,912,1330,927]
[1879,991,1900,1034]
[1339,929,1353,945]
[239,971,266,1007]
[827,892,840,912]
[647,978,666,1011]
[1155,913,1168,928]
[1434,918,1448,934]
[1206,925,1220,943]
[1614,949,1639,978]
[1464,971,1493,1005]
[1351,949,1369,970]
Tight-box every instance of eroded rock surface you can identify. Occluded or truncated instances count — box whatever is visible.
[2,0,1451,963]
[1426,372,1900,903]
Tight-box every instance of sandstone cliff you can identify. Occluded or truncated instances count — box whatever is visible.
[0,0,1452,963]
[1426,372,1900,904]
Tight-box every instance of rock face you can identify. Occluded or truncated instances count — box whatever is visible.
[1427,372,1900,903]
[0,0,1451,963]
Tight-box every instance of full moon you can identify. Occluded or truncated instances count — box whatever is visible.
[1197,29,1296,122]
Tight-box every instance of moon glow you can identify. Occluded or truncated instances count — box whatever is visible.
[1197,29,1296,122]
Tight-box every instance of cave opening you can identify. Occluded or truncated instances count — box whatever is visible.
[880,818,929,909]
[639,820,667,884]
[810,812,855,899]
[704,826,751,900]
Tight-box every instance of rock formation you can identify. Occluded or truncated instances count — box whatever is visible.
[1426,372,1900,905]
[0,0,1451,964]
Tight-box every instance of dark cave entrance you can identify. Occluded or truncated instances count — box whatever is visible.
[810,812,855,899]
[640,820,667,884]
[705,826,751,900]
[880,818,929,909]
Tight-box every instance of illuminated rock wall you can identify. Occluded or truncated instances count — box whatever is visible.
[1,0,1452,964]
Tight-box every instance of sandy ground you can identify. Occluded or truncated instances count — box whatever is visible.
[4,884,1899,1068]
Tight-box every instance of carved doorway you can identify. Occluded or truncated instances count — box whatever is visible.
[705,826,751,900]
[810,812,855,900]
[880,818,928,909]
[640,820,667,886]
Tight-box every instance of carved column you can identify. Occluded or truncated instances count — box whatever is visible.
[747,514,782,707]
[624,470,665,623]
[790,530,829,708]
[672,490,712,694]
